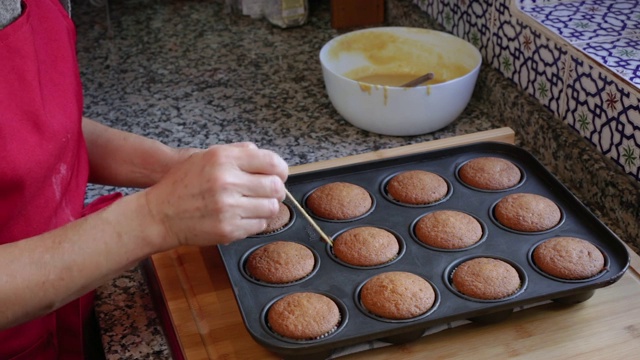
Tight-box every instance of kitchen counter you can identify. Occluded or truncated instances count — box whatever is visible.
[71,0,640,359]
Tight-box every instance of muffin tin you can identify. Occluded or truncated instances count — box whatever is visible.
[217,142,629,360]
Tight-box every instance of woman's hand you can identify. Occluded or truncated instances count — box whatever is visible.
[143,142,289,248]
[0,141,287,328]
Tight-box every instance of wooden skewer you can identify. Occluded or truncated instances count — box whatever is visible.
[285,188,333,246]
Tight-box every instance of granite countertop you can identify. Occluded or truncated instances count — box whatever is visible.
[72,0,640,359]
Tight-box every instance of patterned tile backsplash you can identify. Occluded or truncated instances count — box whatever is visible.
[412,0,640,182]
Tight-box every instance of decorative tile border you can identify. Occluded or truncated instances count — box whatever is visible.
[564,49,640,178]
[576,35,640,88]
[517,0,640,88]
[411,0,640,183]
[492,2,568,116]
[519,0,640,43]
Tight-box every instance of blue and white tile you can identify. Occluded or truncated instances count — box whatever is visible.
[488,0,518,74]
[460,0,495,58]
[576,35,640,88]
[435,0,465,36]
[518,25,568,116]
[563,53,640,179]
[491,1,567,116]
[518,0,577,6]
[519,0,640,43]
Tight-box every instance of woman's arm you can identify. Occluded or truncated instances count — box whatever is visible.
[0,134,288,330]
[82,116,198,188]
[0,190,162,329]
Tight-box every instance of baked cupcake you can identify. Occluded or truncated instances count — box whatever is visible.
[452,257,521,300]
[386,170,448,205]
[258,202,291,235]
[494,193,561,232]
[458,157,521,190]
[267,292,341,340]
[246,241,314,284]
[333,226,400,266]
[306,182,372,220]
[360,271,435,320]
[414,210,483,249]
[533,237,605,280]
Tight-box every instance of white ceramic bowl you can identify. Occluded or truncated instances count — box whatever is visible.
[319,27,482,136]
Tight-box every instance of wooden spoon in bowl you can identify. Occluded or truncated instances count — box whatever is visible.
[401,72,435,87]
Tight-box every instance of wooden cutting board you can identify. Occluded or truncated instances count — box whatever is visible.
[147,127,640,359]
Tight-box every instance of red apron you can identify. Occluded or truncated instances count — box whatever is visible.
[0,0,120,358]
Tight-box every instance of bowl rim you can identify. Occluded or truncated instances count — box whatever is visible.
[319,26,483,88]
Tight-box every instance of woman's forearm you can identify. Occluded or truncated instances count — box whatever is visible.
[82,117,196,188]
[0,191,166,330]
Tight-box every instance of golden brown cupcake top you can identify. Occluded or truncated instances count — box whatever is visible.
[452,257,521,300]
[386,170,448,205]
[533,237,605,280]
[414,210,483,249]
[494,193,561,232]
[459,157,521,190]
[360,271,435,320]
[259,202,291,234]
[267,292,340,340]
[306,182,372,220]
[246,241,314,284]
[333,227,399,266]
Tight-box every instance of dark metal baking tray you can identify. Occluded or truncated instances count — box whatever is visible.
[217,142,630,360]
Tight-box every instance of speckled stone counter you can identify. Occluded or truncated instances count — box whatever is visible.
[71,0,640,358]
